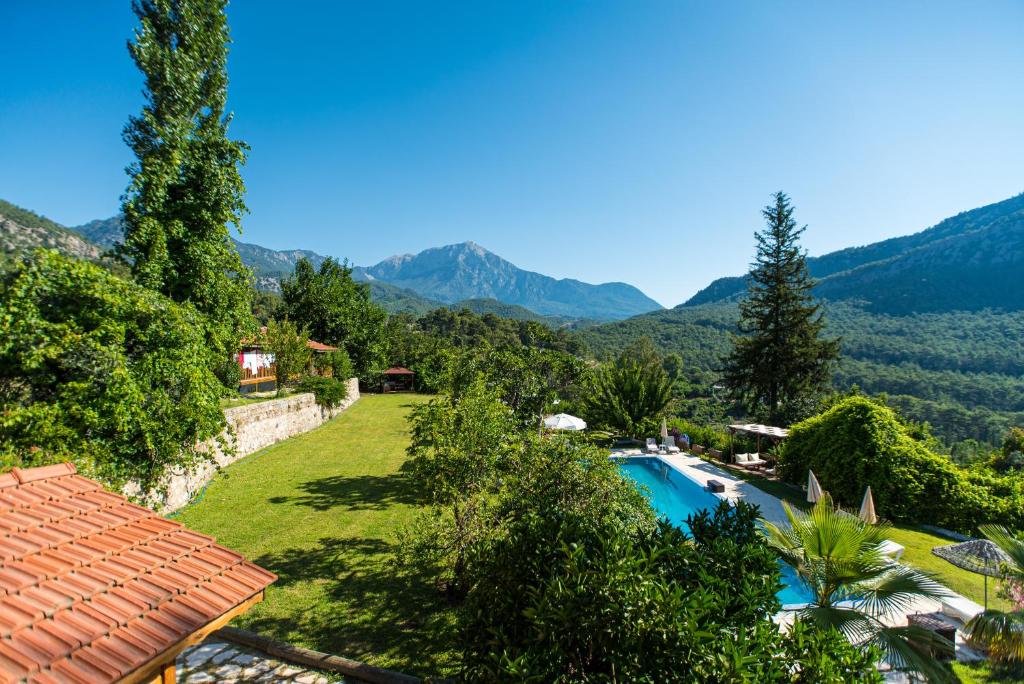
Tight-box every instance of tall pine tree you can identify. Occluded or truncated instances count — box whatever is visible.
[119,0,253,359]
[721,192,840,424]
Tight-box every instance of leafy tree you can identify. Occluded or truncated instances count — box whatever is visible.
[0,251,226,492]
[405,378,521,595]
[280,257,386,377]
[761,494,955,683]
[721,192,840,424]
[461,484,879,683]
[964,525,1024,662]
[264,319,310,392]
[777,395,1024,532]
[119,0,254,359]
[585,348,673,438]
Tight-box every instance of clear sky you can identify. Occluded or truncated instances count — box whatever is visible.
[2,1,1023,306]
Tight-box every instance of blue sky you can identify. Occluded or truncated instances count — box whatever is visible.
[2,1,1023,306]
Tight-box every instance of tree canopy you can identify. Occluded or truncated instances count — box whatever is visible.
[119,0,254,359]
[0,251,226,492]
[721,192,840,424]
[280,257,387,377]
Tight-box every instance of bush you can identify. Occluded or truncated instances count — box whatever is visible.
[668,418,729,450]
[213,356,242,392]
[264,318,310,391]
[779,395,1024,532]
[0,251,226,492]
[296,375,349,409]
[323,348,353,380]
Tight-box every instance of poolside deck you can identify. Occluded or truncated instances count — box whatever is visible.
[611,449,987,664]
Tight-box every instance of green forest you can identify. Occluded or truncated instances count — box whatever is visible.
[578,301,1024,449]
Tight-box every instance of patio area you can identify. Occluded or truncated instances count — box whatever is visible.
[611,449,989,668]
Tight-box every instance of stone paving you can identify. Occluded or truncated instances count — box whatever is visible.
[178,638,341,683]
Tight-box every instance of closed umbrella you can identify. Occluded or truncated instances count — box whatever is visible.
[807,470,823,503]
[543,413,587,431]
[933,539,1012,609]
[661,418,670,446]
[859,486,878,525]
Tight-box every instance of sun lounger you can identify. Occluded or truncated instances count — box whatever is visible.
[645,438,660,454]
[938,594,984,624]
[662,438,680,454]
[877,539,905,561]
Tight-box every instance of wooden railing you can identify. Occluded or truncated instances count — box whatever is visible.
[240,363,277,386]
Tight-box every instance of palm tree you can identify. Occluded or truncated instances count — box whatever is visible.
[761,494,955,683]
[963,525,1024,661]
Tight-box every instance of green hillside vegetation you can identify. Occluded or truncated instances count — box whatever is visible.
[579,301,1024,447]
[685,193,1024,314]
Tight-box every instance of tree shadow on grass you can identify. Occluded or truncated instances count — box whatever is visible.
[244,535,457,679]
[267,473,425,511]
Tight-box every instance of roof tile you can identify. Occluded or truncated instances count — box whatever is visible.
[0,463,273,683]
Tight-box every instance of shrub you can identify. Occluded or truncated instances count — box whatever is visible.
[779,395,1024,532]
[0,251,225,492]
[668,418,729,450]
[213,356,242,392]
[323,348,354,380]
[296,376,349,409]
[264,318,310,391]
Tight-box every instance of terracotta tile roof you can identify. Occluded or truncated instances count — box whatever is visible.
[382,367,415,375]
[0,463,276,683]
[241,327,338,352]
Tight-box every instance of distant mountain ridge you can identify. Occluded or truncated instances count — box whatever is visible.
[2,202,653,321]
[353,241,662,320]
[684,193,1024,313]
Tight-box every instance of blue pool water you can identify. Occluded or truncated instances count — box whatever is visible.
[616,457,813,606]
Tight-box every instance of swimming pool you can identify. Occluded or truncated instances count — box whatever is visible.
[615,456,814,607]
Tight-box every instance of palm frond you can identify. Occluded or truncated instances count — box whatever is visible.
[965,610,1024,661]
[979,524,1024,577]
[868,625,957,684]
[855,564,952,618]
[798,604,877,643]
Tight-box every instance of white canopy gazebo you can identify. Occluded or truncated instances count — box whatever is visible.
[727,423,789,463]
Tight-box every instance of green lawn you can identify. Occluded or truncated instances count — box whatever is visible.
[723,465,1012,612]
[175,393,457,678]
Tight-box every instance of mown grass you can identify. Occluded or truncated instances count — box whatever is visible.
[176,393,457,678]
[724,466,1012,612]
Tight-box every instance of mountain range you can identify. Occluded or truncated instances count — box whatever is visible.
[0,203,660,321]
[685,193,1024,314]
[352,242,661,320]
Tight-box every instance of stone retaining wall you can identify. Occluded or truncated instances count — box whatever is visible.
[135,378,360,513]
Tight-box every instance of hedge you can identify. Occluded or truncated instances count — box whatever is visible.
[778,396,1024,533]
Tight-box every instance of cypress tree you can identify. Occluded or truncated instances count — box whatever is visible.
[119,0,253,358]
[721,192,840,424]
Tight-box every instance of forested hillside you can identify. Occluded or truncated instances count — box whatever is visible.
[579,301,1024,447]
[685,193,1024,314]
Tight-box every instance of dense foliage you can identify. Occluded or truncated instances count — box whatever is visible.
[280,257,387,377]
[295,375,349,409]
[778,396,1024,533]
[583,341,673,438]
[721,192,840,424]
[762,495,955,683]
[403,356,881,681]
[119,0,254,360]
[0,251,225,491]
[263,318,310,391]
[579,301,1024,448]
